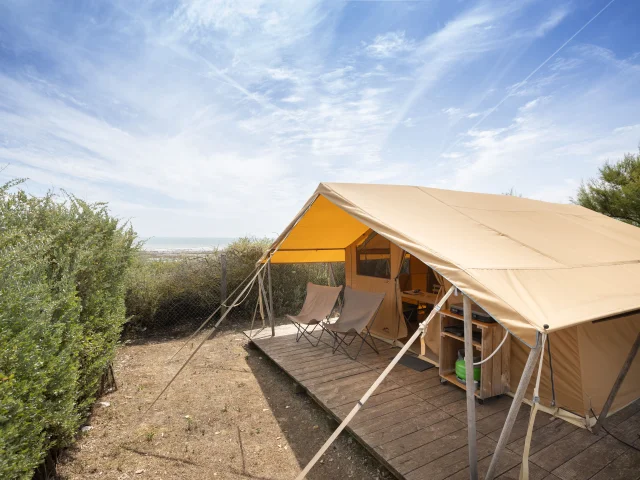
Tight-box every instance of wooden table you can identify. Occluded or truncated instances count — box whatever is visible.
[401,290,438,306]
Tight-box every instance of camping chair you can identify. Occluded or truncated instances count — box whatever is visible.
[323,287,385,360]
[286,282,343,347]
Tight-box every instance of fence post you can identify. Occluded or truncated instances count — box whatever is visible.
[220,253,227,317]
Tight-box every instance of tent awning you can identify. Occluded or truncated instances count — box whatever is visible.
[261,183,640,346]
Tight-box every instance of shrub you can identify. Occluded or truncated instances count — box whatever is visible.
[125,237,345,331]
[0,182,136,479]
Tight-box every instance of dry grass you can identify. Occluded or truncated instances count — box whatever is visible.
[57,322,391,480]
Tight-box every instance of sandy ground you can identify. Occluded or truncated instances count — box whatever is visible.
[57,322,392,480]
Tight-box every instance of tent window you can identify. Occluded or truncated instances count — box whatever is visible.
[356,232,391,279]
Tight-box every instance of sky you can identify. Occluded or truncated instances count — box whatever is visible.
[0,0,639,238]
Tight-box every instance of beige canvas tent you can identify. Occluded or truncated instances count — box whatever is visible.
[261,182,640,425]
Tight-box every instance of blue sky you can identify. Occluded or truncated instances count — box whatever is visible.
[1,0,639,237]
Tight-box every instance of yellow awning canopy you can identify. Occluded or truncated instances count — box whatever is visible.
[267,194,369,263]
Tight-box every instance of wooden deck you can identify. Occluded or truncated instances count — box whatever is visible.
[244,324,640,480]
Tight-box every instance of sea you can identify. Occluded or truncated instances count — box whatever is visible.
[141,237,236,252]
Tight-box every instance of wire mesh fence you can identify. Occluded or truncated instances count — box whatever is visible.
[124,239,345,338]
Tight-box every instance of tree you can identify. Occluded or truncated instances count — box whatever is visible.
[574,150,640,227]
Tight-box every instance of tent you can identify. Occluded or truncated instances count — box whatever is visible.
[261,182,640,426]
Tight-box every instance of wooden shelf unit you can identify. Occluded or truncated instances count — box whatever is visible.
[439,309,510,400]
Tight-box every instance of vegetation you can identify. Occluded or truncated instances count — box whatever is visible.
[574,150,640,226]
[125,238,344,331]
[0,181,136,479]
[502,187,523,197]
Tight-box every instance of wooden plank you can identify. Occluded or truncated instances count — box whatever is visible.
[353,400,436,436]
[529,428,605,472]
[404,436,497,480]
[428,389,466,408]
[496,462,550,480]
[441,398,468,416]
[414,382,459,401]
[446,448,522,480]
[501,333,510,394]
[350,394,432,427]
[324,382,403,409]
[453,395,512,423]
[293,358,361,380]
[387,366,440,386]
[506,418,577,457]
[333,387,415,418]
[476,405,531,436]
[606,410,640,446]
[390,428,470,475]
[492,327,502,397]
[487,409,556,444]
[374,415,464,456]
[481,323,493,399]
[303,366,373,388]
[588,449,640,480]
[550,435,631,480]
[403,376,443,393]
[309,371,381,395]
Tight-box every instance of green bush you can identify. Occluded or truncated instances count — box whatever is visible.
[0,182,136,479]
[125,237,345,330]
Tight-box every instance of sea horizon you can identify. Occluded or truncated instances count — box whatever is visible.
[141,236,236,252]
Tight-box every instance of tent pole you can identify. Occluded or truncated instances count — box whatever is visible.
[463,295,478,480]
[258,270,271,325]
[485,332,542,480]
[593,331,640,433]
[294,286,456,480]
[519,332,547,480]
[267,257,275,337]
[328,263,342,308]
[249,295,260,338]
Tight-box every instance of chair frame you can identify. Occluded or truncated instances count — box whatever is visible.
[293,319,326,347]
[288,284,343,347]
[325,299,383,360]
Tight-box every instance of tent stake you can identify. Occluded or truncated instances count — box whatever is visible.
[267,257,275,337]
[485,332,542,480]
[294,286,456,480]
[593,331,640,434]
[463,295,478,480]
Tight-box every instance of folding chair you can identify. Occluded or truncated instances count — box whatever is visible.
[323,287,385,360]
[286,282,343,347]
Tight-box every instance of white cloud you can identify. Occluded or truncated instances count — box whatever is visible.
[364,31,415,58]
[281,95,304,103]
[532,6,570,38]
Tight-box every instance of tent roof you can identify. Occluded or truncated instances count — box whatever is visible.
[264,183,640,346]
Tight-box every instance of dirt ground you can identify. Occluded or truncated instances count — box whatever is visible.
[57,321,392,480]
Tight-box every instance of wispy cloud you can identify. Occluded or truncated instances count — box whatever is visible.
[364,31,415,58]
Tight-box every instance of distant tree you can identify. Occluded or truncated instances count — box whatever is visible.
[503,187,523,197]
[574,150,640,227]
